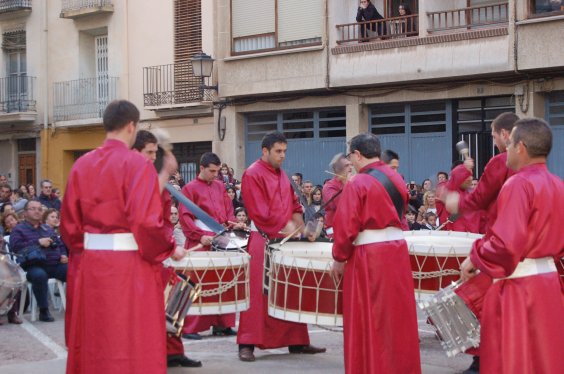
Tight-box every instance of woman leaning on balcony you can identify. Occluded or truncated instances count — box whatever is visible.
[356,0,385,42]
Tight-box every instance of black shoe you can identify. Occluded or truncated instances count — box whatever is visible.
[167,355,202,368]
[288,344,326,354]
[182,333,202,340]
[463,356,480,374]
[39,309,55,322]
[238,345,255,362]
[212,326,237,336]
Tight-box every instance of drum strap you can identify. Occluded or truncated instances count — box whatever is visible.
[363,168,404,220]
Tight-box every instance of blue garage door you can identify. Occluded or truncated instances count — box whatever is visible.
[547,91,564,178]
[245,108,347,185]
[370,101,452,184]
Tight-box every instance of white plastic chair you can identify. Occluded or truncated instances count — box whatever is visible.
[22,279,66,322]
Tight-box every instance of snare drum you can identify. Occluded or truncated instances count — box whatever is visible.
[166,251,250,315]
[419,281,480,357]
[266,240,343,326]
[404,231,482,293]
[212,230,249,252]
[0,254,26,316]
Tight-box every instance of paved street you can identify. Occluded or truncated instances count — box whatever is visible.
[0,306,472,374]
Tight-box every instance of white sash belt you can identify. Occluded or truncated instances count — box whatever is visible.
[354,227,404,246]
[84,233,138,251]
[194,219,212,232]
[494,257,556,282]
[250,221,259,232]
[325,227,334,235]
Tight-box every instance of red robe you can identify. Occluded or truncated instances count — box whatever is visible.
[445,165,481,233]
[61,139,175,374]
[459,152,514,231]
[322,177,344,231]
[469,163,564,374]
[237,159,310,349]
[178,177,236,333]
[332,161,421,374]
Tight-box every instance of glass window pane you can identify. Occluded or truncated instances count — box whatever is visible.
[319,119,346,129]
[284,131,313,139]
[371,126,405,135]
[320,129,346,138]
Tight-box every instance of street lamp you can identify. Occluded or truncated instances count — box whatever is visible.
[190,51,218,93]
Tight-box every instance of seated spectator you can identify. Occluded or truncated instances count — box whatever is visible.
[52,188,62,200]
[304,186,325,223]
[38,180,61,210]
[19,185,31,200]
[0,183,11,210]
[218,163,241,189]
[27,184,37,199]
[406,210,421,230]
[1,202,14,215]
[421,212,438,230]
[234,207,250,228]
[42,208,61,233]
[356,0,385,41]
[9,200,68,322]
[11,189,28,214]
[1,212,19,236]
[227,185,244,210]
[170,205,186,247]
[0,174,7,184]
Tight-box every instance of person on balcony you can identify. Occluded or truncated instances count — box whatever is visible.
[398,3,415,34]
[356,0,385,42]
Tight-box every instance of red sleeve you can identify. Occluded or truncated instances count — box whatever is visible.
[332,181,362,262]
[60,165,84,257]
[447,165,472,192]
[470,176,531,278]
[124,159,175,263]
[460,154,509,213]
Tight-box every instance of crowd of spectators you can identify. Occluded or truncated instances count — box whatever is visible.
[1,176,66,325]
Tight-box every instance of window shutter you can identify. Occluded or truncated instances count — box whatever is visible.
[232,0,275,38]
[277,0,322,44]
[175,0,202,63]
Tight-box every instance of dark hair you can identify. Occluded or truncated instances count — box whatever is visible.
[451,160,463,170]
[24,199,40,210]
[234,207,247,216]
[261,131,287,151]
[200,152,221,167]
[42,208,59,224]
[0,202,12,213]
[349,133,381,159]
[1,212,19,230]
[437,171,448,179]
[512,118,553,158]
[0,183,10,191]
[381,149,399,164]
[292,172,303,180]
[132,130,157,151]
[491,112,519,134]
[399,3,412,15]
[425,212,437,219]
[102,100,140,132]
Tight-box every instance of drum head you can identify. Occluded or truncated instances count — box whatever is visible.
[212,230,249,251]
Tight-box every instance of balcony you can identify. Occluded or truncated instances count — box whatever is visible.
[0,0,31,19]
[53,76,118,123]
[336,14,419,44]
[60,0,113,19]
[427,2,508,33]
[0,75,36,124]
[143,62,214,114]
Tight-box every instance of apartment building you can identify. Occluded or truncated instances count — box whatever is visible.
[214,0,564,184]
[0,0,215,190]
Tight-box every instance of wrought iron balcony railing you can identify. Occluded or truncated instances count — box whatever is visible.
[427,2,509,33]
[0,75,36,113]
[336,14,419,44]
[0,0,31,14]
[143,62,214,108]
[61,0,112,12]
[53,76,118,122]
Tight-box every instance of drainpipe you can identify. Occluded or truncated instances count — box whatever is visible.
[43,0,49,180]
[512,0,518,74]
[324,0,330,89]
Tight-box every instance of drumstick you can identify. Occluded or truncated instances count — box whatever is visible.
[435,220,452,231]
[186,244,204,252]
[280,224,304,246]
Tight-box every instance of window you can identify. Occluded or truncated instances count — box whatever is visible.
[2,29,27,112]
[231,0,322,54]
[530,0,564,16]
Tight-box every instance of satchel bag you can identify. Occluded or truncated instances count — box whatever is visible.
[18,245,47,266]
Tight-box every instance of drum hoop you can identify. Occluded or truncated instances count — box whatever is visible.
[168,252,250,268]
[270,251,335,272]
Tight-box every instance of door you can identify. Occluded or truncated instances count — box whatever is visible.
[7,51,27,112]
[546,91,564,178]
[95,35,109,117]
[18,154,35,187]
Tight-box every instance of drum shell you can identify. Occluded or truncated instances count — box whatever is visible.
[405,231,482,293]
[166,252,250,315]
[267,241,343,326]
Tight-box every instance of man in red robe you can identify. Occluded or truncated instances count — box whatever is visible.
[178,152,240,339]
[446,112,519,373]
[61,100,183,374]
[237,131,326,362]
[445,161,481,233]
[322,153,352,237]
[132,130,202,368]
[461,118,564,373]
[331,133,421,374]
